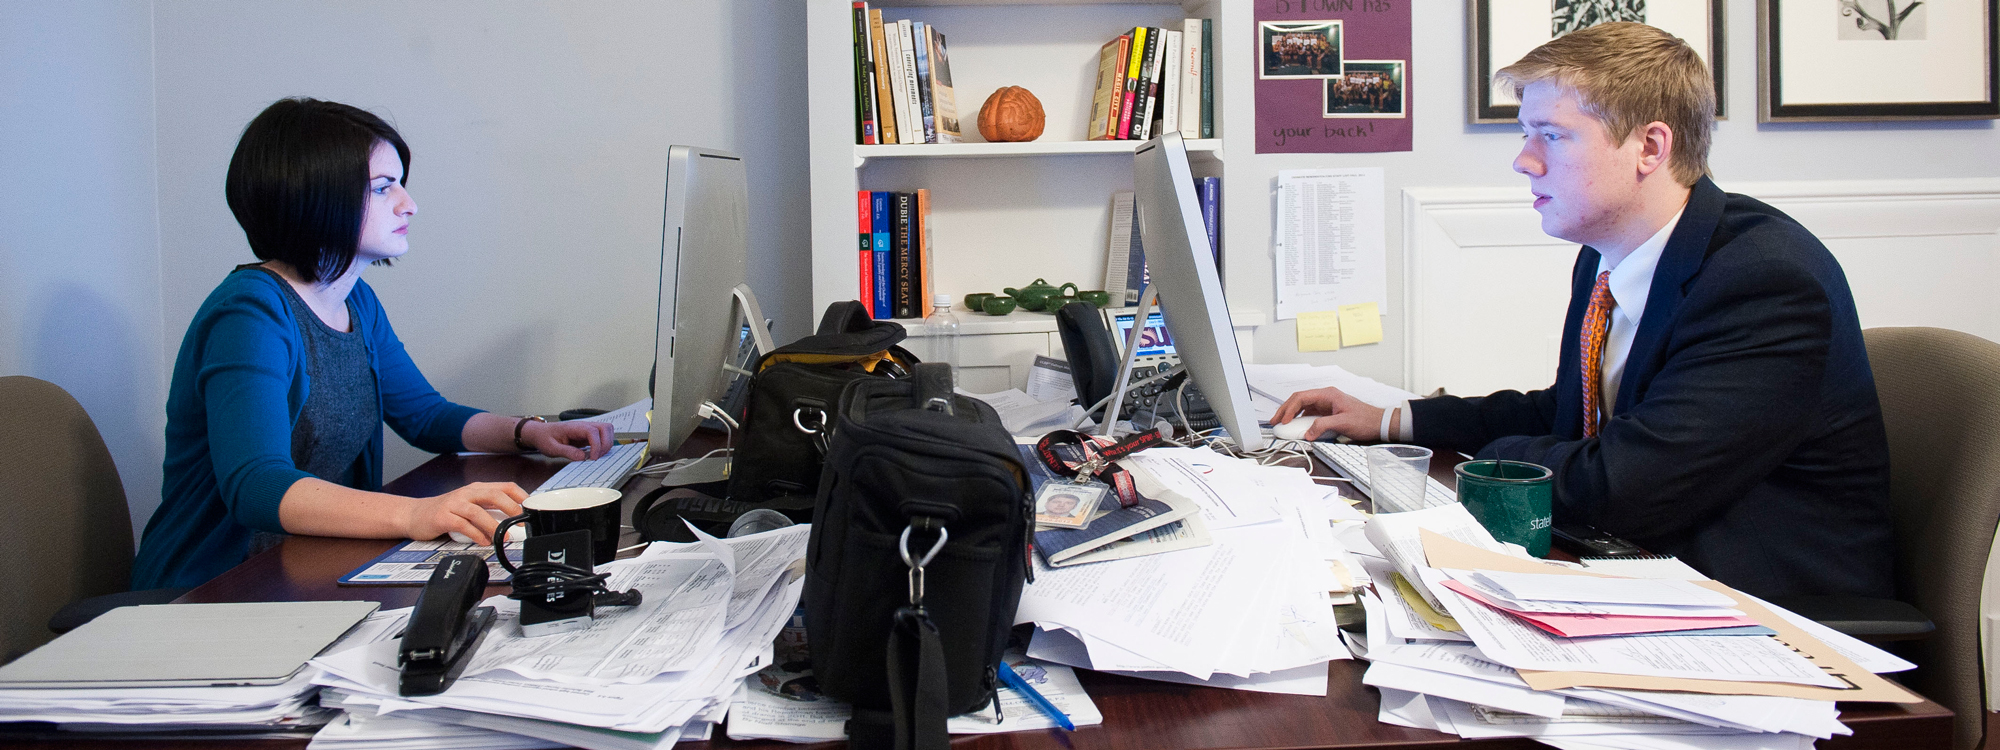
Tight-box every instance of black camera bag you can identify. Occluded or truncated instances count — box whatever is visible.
[804,363,1032,750]
[726,301,916,523]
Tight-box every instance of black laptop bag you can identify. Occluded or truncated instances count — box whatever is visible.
[725,301,917,523]
[804,363,1033,750]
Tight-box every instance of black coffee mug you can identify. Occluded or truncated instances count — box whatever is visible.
[494,487,623,567]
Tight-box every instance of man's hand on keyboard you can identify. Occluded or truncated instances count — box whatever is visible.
[520,419,615,461]
[1275,386,1385,442]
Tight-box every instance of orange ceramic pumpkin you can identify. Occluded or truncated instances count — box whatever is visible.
[978,86,1045,142]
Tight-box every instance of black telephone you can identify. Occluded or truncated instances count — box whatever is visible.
[1055,301,1217,431]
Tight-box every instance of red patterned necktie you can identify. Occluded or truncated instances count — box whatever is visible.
[1579,271,1614,438]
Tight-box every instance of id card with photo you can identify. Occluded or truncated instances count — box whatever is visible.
[1036,482,1108,529]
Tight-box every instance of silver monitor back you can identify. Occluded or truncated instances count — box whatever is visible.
[1132,133,1266,451]
[651,146,763,454]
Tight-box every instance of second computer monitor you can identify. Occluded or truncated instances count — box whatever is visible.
[651,146,772,455]
[1131,133,1266,451]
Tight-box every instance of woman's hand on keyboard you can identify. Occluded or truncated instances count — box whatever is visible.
[1274,386,1384,441]
[521,419,615,461]
[408,482,528,545]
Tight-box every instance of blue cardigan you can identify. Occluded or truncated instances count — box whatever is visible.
[134,268,481,589]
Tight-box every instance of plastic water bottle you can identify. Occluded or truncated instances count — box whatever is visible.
[924,294,961,383]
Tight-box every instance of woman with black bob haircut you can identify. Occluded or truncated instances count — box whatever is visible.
[134,98,612,590]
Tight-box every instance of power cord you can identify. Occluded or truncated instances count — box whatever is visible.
[502,560,643,610]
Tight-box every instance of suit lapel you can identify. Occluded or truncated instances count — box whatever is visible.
[1614,177,1726,411]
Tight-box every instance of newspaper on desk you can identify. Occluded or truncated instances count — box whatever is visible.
[306,525,810,750]
[1345,508,1921,750]
[1010,445,1359,695]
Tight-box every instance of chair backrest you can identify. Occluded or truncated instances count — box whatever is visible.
[1866,327,2000,750]
[0,376,134,664]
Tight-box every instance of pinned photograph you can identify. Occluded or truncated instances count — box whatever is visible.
[1324,60,1406,118]
[1259,21,1343,79]
[1035,482,1109,529]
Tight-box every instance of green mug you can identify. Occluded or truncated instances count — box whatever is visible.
[982,296,1017,315]
[964,292,994,311]
[1076,290,1112,308]
[1454,460,1554,557]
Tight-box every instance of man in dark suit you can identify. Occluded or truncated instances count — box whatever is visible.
[1275,23,1892,599]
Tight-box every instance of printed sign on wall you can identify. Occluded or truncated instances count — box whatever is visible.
[1254,0,1413,153]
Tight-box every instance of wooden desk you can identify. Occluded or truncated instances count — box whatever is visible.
[163,449,1951,750]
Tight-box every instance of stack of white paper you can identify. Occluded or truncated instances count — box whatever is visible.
[1243,363,1420,420]
[0,669,335,738]
[1014,446,1368,696]
[1344,513,1920,750]
[307,525,810,750]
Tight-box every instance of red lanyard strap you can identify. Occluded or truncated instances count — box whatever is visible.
[1033,429,1165,507]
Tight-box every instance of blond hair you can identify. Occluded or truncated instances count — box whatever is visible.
[1495,22,1712,185]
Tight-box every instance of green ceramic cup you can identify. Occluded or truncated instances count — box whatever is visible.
[982,296,1017,315]
[1076,290,1113,308]
[1454,460,1554,557]
[964,292,994,311]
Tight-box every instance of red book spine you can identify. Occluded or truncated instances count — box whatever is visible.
[858,191,874,313]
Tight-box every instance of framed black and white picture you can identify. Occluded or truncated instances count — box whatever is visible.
[1467,0,1727,123]
[1759,0,1999,121]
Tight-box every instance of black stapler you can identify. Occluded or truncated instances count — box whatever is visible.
[398,554,497,697]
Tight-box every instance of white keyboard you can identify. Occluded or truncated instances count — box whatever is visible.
[1309,442,1457,508]
[535,441,650,494]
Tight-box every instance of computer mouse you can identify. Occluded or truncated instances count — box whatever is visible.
[1272,417,1316,442]
[449,508,526,545]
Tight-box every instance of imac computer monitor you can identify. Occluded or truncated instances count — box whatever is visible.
[651,146,773,455]
[1131,132,1266,451]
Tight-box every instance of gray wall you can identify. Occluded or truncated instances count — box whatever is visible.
[1,1,166,536]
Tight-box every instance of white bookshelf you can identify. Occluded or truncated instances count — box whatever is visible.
[807,0,1236,392]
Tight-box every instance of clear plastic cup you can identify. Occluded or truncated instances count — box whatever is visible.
[1366,444,1436,513]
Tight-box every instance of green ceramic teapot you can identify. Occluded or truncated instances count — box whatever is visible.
[1004,278,1061,312]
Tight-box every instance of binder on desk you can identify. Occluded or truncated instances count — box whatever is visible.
[0,601,377,688]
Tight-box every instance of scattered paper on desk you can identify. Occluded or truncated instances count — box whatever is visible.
[1338,302,1383,346]
[1243,363,1418,411]
[576,398,650,434]
[1025,355,1077,403]
[1274,168,1387,321]
[722,651,1101,742]
[1296,310,1342,352]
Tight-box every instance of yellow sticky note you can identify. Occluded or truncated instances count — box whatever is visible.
[1296,310,1341,352]
[1338,302,1383,347]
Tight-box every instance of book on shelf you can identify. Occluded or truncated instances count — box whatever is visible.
[895,19,921,146]
[867,8,898,144]
[1198,176,1221,286]
[1155,29,1182,136]
[858,191,874,314]
[1116,26,1146,139]
[1086,35,1129,141]
[925,27,961,143]
[891,192,919,318]
[1129,27,1159,140]
[916,188,935,314]
[871,192,892,319]
[910,21,936,144]
[1199,19,1214,138]
[851,3,876,145]
[1179,18,1202,135]
[1103,191,1136,305]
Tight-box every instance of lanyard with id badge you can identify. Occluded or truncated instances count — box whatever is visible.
[1030,429,1164,529]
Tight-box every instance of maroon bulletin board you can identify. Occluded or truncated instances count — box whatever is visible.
[1254,0,1413,153]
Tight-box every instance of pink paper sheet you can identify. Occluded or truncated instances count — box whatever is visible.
[1439,580,1757,638]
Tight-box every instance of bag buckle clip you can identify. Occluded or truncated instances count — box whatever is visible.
[792,407,829,454]
[899,520,948,610]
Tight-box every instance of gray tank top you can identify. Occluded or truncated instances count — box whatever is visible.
[249,266,380,489]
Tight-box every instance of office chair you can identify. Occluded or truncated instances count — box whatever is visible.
[0,376,186,665]
[1769,328,2000,750]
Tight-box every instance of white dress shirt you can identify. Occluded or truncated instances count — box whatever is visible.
[1387,207,1685,440]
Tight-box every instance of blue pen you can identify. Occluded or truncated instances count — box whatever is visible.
[997,661,1075,731]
